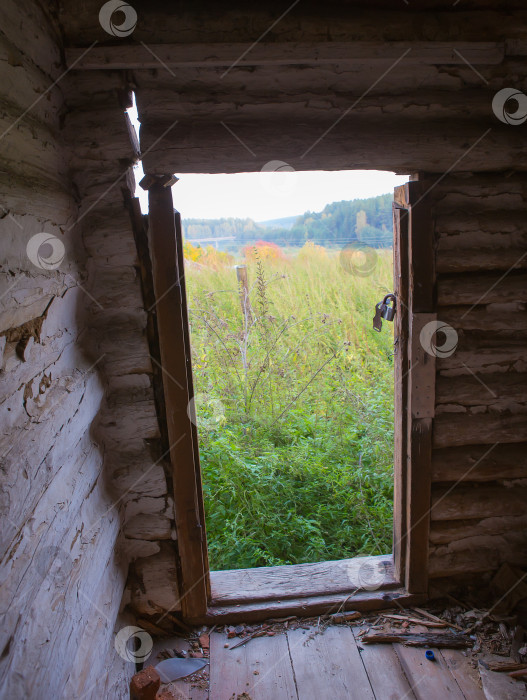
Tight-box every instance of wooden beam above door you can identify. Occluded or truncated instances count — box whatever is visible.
[65,41,506,70]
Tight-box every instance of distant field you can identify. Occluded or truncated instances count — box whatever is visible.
[185,242,395,571]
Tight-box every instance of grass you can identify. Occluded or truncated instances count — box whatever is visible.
[186,242,395,571]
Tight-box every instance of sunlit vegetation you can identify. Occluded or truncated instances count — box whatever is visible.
[186,240,395,571]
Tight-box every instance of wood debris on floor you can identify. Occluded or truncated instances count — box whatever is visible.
[132,577,527,698]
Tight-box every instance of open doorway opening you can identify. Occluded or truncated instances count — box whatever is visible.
[178,170,407,574]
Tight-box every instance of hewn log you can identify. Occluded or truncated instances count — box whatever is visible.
[67,41,505,70]
[61,71,132,109]
[107,446,168,500]
[58,6,527,44]
[434,190,527,214]
[0,469,125,696]
[429,535,527,578]
[432,443,527,482]
[138,118,525,174]
[436,335,527,375]
[124,513,173,540]
[436,210,526,235]
[0,359,105,560]
[0,0,62,74]
[0,174,75,222]
[130,543,181,615]
[433,410,527,448]
[430,515,527,545]
[65,612,135,699]
[433,173,527,196]
[131,88,505,128]
[436,372,527,406]
[438,305,527,332]
[81,206,140,266]
[0,32,63,125]
[63,107,139,165]
[431,484,527,521]
[437,272,527,307]
[437,247,527,274]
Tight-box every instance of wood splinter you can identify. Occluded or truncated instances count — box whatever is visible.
[362,632,472,648]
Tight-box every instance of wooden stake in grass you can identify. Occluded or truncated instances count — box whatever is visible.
[236,264,252,325]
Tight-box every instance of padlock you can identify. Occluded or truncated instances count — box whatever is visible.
[373,293,396,332]
[373,302,385,332]
[381,294,396,322]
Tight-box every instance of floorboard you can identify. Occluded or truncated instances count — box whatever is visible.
[210,630,297,700]
[147,626,495,699]
[395,643,465,700]
[440,649,486,700]
[287,625,375,700]
[352,628,417,699]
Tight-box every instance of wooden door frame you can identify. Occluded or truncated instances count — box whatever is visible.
[145,176,210,620]
[142,174,435,621]
[393,179,436,595]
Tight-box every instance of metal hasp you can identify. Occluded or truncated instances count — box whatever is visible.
[373,293,397,331]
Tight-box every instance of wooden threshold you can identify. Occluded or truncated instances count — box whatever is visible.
[188,554,426,624]
[210,554,395,604]
[203,587,427,625]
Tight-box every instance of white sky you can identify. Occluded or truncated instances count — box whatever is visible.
[129,103,408,222]
[169,170,409,221]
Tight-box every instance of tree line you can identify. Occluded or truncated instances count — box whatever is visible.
[183,193,393,250]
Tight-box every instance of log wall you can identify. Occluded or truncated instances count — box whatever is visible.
[2,4,527,693]
[428,173,527,591]
[61,70,182,621]
[0,5,132,697]
[0,1,179,696]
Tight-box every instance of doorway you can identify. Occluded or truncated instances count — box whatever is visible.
[143,174,434,622]
[183,179,397,575]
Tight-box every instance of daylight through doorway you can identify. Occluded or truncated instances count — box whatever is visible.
[182,172,400,572]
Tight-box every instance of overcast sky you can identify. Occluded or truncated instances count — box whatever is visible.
[169,170,409,221]
[130,105,408,221]
[135,165,408,222]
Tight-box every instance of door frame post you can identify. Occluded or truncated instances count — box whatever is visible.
[144,174,209,620]
[393,180,435,594]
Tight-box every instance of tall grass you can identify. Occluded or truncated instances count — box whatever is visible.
[186,244,395,570]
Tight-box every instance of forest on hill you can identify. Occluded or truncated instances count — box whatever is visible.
[182,193,393,250]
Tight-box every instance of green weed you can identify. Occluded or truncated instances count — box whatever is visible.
[187,246,394,570]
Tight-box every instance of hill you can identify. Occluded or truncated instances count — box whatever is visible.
[257,215,299,230]
[182,193,393,250]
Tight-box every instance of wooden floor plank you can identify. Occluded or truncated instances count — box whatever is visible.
[210,631,297,700]
[287,625,374,700]
[440,649,486,700]
[395,644,465,700]
[352,629,416,699]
